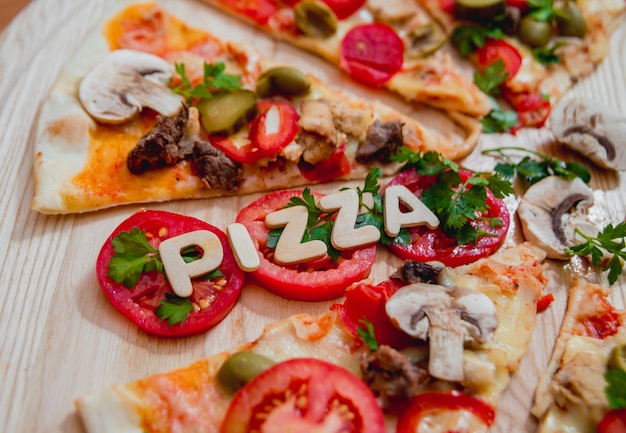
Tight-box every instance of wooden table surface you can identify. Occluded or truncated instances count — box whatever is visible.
[0,1,625,432]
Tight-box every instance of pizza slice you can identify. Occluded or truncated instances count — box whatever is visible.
[31,0,480,215]
[75,241,549,432]
[416,0,626,130]
[197,0,492,118]
[532,278,626,432]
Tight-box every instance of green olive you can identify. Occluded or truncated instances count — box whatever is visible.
[294,0,338,38]
[196,89,258,136]
[608,345,626,371]
[406,23,446,59]
[518,16,553,48]
[556,1,587,38]
[256,66,311,98]
[217,352,276,392]
[453,0,506,23]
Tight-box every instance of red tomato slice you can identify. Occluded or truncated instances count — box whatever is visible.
[506,0,530,11]
[475,39,522,80]
[96,209,244,337]
[220,358,386,433]
[599,409,626,433]
[340,23,404,86]
[536,293,555,313]
[210,100,299,164]
[385,168,510,267]
[321,0,367,19]
[217,0,280,25]
[236,190,376,301]
[396,391,495,433]
[299,145,352,182]
[439,0,456,13]
[332,279,414,349]
[502,88,551,130]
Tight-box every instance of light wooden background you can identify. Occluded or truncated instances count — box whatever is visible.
[0,1,624,432]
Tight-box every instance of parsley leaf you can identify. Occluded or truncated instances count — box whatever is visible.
[356,319,379,352]
[532,42,566,65]
[474,60,509,96]
[566,222,626,285]
[391,147,514,244]
[451,25,504,56]
[481,107,519,133]
[155,293,194,326]
[483,146,591,185]
[171,62,243,104]
[108,228,163,289]
[605,368,626,409]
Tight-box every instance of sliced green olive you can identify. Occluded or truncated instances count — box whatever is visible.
[294,0,338,38]
[518,16,553,48]
[217,352,276,392]
[609,344,626,371]
[453,0,506,23]
[406,23,446,59]
[256,66,311,98]
[197,90,258,136]
[556,1,587,38]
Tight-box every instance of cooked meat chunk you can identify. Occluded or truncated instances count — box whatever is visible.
[192,140,242,191]
[326,100,371,141]
[127,104,188,174]
[295,100,338,164]
[357,119,404,163]
[391,260,444,285]
[361,345,428,408]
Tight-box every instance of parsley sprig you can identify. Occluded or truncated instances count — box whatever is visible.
[605,368,626,409]
[532,42,566,65]
[391,148,514,245]
[450,25,504,56]
[155,293,194,326]
[473,60,519,133]
[566,222,626,285]
[266,169,409,260]
[357,319,380,352]
[483,146,591,185]
[108,227,164,288]
[171,62,243,104]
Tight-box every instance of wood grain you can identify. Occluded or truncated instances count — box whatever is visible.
[0,1,624,432]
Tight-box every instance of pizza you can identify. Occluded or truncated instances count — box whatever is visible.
[31,0,482,215]
[76,237,550,432]
[531,278,626,433]
[199,0,625,131]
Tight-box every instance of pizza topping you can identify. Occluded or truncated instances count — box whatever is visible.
[339,23,404,86]
[390,260,445,285]
[197,89,259,136]
[294,0,338,38]
[217,352,276,392]
[556,1,586,37]
[405,23,447,58]
[453,0,506,23]
[385,283,498,381]
[361,344,428,408]
[296,100,339,164]
[171,62,244,105]
[549,98,626,171]
[598,408,626,433]
[356,119,404,163]
[78,49,184,124]
[255,66,312,98]
[192,140,243,190]
[127,103,189,174]
[367,0,419,23]
[517,176,597,260]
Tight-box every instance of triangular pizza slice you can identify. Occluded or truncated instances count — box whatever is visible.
[31,0,480,215]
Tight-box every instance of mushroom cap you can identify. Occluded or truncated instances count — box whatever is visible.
[451,287,498,343]
[78,49,184,124]
[517,176,596,260]
[549,98,626,171]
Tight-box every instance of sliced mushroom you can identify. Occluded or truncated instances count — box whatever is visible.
[78,49,184,124]
[385,283,498,382]
[549,98,626,171]
[517,176,598,259]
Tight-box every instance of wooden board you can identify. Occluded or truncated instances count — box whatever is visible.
[0,0,624,432]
